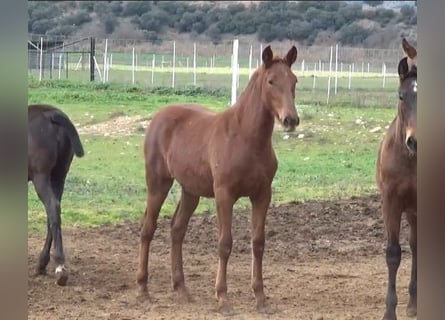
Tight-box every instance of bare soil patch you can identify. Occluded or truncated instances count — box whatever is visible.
[77,115,150,137]
[28,195,415,320]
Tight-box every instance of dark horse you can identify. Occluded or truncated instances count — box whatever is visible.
[137,46,299,314]
[376,38,417,320]
[28,104,84,286]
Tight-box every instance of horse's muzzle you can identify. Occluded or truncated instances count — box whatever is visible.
[282,116,299,132]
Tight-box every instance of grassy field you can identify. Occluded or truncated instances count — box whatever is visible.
[28,78,397,232]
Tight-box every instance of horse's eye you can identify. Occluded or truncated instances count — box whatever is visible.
[268,80,273,85]
[399,94,403,101]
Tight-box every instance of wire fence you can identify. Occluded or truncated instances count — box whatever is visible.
[28,34,403,99]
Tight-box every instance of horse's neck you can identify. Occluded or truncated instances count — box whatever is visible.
[234,83,275,146]
[388,116,415,160]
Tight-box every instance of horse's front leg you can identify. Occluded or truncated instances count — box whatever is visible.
[382,196,403,320]
[406,213,417,318]
[249,187,272,313]
[214,188,236,315]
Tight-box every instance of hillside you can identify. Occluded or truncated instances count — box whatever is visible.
[28,1,417,49]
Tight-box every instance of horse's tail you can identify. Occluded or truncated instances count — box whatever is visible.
[49,111,85,158]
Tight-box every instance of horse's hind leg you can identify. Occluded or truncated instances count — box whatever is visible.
[170,189,199,303]
[382,196,403,320]
[406,213,417,317]
[50,166,70,286]
[250,187,272,313]
[36,217,52,275]
[32,173,67,285]
[137,177,173,299]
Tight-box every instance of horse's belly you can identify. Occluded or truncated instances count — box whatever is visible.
[175,171,215,197]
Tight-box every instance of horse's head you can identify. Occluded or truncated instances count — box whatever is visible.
[261,46,299,132]
[398,38,417,155]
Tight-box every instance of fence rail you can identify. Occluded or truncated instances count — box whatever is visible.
[28,34,402,105]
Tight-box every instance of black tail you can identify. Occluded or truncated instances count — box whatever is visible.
[49,111,85,157]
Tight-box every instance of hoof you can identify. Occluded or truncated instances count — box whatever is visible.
[257,303,275,315]
[34,267,47,276]
[175,287,193,304]
[136,290,151,303]
[382,312,397,320]
[406,305,417,317]
[218,302,235,317]
[55,265,68,286]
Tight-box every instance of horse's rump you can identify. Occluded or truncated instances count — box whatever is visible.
[29,104,84,158]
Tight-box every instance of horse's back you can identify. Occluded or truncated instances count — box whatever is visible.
[149,103,216,128]
[145,103,216,151]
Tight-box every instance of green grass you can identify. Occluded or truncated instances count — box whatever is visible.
[28,80,395,232]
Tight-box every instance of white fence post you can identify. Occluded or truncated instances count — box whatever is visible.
[103,39,108,83]
[327,46,333,105]
[382,63,386,88]
[39,37,43,82]
[334,44,338,95]
[313,63,317,90]
[193,43,197,86]
[172,41,176,88]
[259,43,263,64]
[132,47,135,85]
[58,54,62,80]
[231,39,239,106]
[348,64,352,90]
[151,54,155,85]
[248,44,253,79]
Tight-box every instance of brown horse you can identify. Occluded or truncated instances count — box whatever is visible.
[28,104,84,286]
[137,46,299,314]
[376,38,417,320]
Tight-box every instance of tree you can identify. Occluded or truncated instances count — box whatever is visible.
[206,24,222,45]
[375,8,395,27]
[144,31,162,45]
[122,1,151,17]
[338,23,371,45]
[400,5,416,25]
[110,1,123,16]
[79,1,95,13]
[104,16,119,34]
[258,23,278,43]
[31,19,53,34]
[64,11,92,27]
[364,1,383,7]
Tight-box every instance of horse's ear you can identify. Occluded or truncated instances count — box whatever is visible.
[398,57,409,80]
[262,45,273,68]
[285,46,298,67]
[402,38,417,72]
[402,38,417,59]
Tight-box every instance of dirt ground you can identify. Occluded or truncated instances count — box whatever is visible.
[28,194,415,320]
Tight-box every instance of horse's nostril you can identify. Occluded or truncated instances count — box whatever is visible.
[295,117,300,126]
[283,116,297,128]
